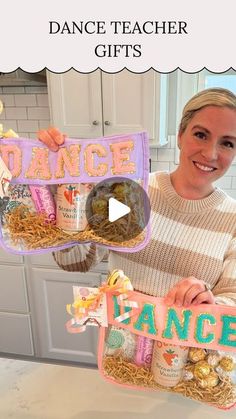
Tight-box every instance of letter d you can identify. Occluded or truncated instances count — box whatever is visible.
[49,21,60,34]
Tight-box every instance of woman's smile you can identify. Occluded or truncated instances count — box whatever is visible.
[192,161,217,173]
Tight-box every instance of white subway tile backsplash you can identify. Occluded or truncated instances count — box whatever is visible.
[151,161,170,172]
[0,94,15,106]
[214,176,232,190]
[232,177,236,190]
[29,132,38,138]
[39,120,50,129]
[25,86,48,94]
[157,148,175,161]
[149,147,158,161]
[227,164,236,176]
[3,87,25,94]
[0,110,6,120]
[5,107,27,120]
[36,94,49,107]
[1,120,18,131]
[17,120,39,132]
[15,94,37,107]
[170,136,177,149]
[27,107,50,120]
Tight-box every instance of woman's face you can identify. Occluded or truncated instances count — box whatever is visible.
[178,105,236,195]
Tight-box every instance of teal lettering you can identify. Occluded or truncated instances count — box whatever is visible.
[219,315,236,348]
[134,303,157,334]
[195,314,216,344]
[163,308,192,340]
[112,295,131,325]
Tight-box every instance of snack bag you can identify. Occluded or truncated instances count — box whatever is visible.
[0,132,150,254]
[66,270,236,410]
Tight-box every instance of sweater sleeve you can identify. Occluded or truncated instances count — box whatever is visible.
[52,243,108,272]
[212,237,236,306]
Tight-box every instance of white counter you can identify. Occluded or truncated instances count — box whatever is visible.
[0,357,235,419]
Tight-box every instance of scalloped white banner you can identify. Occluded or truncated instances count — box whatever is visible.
[1,0,235,73]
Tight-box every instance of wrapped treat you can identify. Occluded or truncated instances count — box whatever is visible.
[6,184,34,211]
[193,360,211,379]
[104,326,137,360]
[219,356,235,372]
[188,347,207,363]
[198,371,219,389]
[29,185,56,222]
[207,352,221,367]
[134,336,154,368]
[183,367,194,381]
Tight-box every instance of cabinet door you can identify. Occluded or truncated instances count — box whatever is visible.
[0,265,28,312]
[0,313,34,356]
[29,268,103,364]
[0,247,23,264]
[47,69,103,137]
[102,69,156,137]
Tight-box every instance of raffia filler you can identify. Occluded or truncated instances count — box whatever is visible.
[103,356,236,409]
[4,205,144,249]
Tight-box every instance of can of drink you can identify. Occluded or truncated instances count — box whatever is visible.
[151,341,189,387]
[56,183,93,232]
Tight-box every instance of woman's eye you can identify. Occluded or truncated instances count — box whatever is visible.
[194,131,206,140]
[222,140,234,149]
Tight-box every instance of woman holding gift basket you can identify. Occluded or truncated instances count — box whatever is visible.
[39,88,236,406]
[41,88,236,309]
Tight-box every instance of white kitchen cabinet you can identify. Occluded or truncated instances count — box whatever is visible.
[47,70,103,138]
[47,69,168,145]
[28,267,104,365]
[0,245,108,364]
[0,256,34,356]
[0,247,23,264]
[0,313,34,355]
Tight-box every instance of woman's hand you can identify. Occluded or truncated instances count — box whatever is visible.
[164,276,215,307]
[37,127,66,152]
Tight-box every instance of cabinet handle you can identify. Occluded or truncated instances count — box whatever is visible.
[92,120,99,125]
[104,120,111,126]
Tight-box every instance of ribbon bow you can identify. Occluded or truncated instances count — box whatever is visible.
[66,269,139,333]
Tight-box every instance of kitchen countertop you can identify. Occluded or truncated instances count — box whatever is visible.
[0,357,235,419]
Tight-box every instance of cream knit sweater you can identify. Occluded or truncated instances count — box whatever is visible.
[53,172,236,305]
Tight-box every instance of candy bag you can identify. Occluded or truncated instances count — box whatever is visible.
[67,270,236,410]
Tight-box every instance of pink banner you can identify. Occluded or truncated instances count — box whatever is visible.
[107,290,236,353]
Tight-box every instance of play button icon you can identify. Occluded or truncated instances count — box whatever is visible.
[108,197,130,222]
[85,177,151,244]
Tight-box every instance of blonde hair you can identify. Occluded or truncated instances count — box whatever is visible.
[179,88,236,134]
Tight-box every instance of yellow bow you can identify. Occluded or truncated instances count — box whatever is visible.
[0,124,19,139]
[66,269,133,319]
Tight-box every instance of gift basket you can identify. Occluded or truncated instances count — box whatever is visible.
[0,132,150,254]
[67,270,236,410]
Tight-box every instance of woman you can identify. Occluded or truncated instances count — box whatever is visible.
[39,88,236,307]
